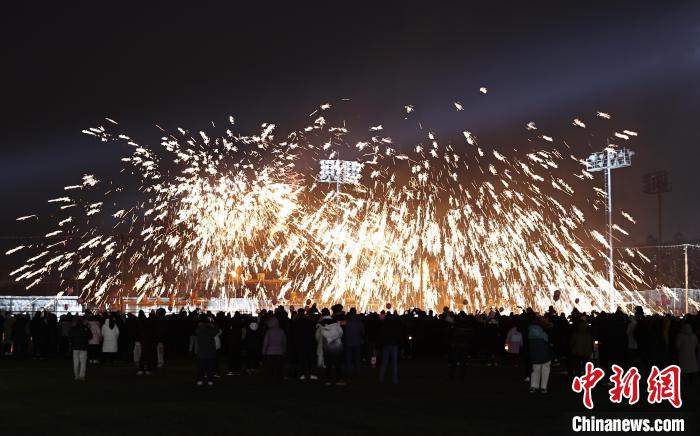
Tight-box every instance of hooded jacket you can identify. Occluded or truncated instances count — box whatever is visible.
[101,322,120,353]
[528,323,553,364]
[262,317,287,356]
[315,316,343,367]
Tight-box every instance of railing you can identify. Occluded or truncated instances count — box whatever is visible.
[0,295,82,316]
[619,288,699,315]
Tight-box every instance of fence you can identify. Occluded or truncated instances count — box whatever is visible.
[1,289,697,317]
[0,295,82,317]
[118,297,266,314]
[619,288,699,315]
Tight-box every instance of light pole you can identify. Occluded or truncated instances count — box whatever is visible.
[643,171,671,243]
[586,147,634,296]
[684,244,689,314]
[318,159,363,297]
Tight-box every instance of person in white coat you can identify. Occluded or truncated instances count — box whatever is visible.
[101,316,120,363]
[315,308,344,385]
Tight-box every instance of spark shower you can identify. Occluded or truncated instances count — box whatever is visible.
[7,99,652,312]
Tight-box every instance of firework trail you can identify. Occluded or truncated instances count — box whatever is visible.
[8,100,653,312]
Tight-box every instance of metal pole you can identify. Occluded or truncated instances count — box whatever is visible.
[419,229,424,309]
[336,177,340,201]
[336,151,341,202]
[684,244,689,314]
[606,165,614,294]
[658,192,662,243]
[418,197,425,309]
[336,158,341,297]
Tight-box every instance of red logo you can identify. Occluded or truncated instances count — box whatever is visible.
[647,365,682,408]
[608,365,641,405]
[572,364,683,409]
[572,362,605,409]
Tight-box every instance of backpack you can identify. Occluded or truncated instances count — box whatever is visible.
[322,328,343,353]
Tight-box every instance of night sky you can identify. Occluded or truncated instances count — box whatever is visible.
[2,1,699,288]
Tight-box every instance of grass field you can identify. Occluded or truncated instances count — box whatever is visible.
[0,357,696,435]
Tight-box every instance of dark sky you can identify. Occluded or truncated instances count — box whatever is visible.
[1,0,699,255]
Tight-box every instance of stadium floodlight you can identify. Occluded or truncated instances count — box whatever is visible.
[319,159,363,202]
[586,147,634,295]
[643,171,671,243]
[319,159,363,184]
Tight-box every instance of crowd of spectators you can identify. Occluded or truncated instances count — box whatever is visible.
[1,304,698,391]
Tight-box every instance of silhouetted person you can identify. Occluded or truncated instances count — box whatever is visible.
[101,316,120,363]
[675,322,698,388]
[449,313,470,379]
[245,316,262,373]
[569,318,593,377]
[226,312,243,376]
[262,316,286,383]
[292,309,317,380]
[316,308,344,385]
[528,320,553,393]
[136,312,156,375]
[87,315,102,364]
[29,311,48,358]
[344,308,365,379]
[195,315,219,386]
[378,312,402,384]
[69,317,91,381]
